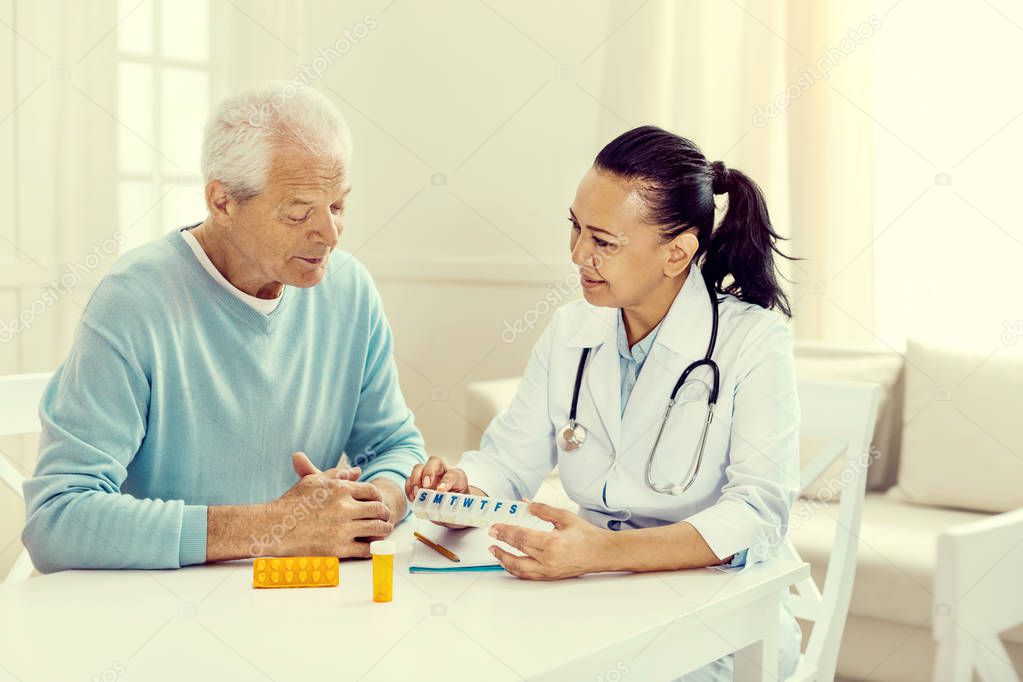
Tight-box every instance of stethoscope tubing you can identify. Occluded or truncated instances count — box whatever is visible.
[563,272,721,495]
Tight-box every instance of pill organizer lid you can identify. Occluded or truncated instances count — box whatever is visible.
[370,540,396,555]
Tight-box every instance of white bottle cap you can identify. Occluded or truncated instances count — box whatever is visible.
[370,540,396,555]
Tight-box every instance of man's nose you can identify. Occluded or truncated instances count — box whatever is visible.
[312,211,340,248]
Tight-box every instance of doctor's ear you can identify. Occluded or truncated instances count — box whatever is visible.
[662,229,698,277]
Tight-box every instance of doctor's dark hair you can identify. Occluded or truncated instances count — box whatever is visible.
[593,125,794,317]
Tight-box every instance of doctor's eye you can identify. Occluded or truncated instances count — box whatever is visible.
[593,236,612,248]
[568,217,580,231]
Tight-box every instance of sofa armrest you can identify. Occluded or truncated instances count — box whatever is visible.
[464,377,521,452]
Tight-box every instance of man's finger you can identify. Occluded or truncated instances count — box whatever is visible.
[490,524,547,556]
[292,451,321,478]
[490,546,544,579]
[351,519,394,538]
[350,500,391,522]
[344,481,385,502]
[343,540,373,560]
[336,466,362,481]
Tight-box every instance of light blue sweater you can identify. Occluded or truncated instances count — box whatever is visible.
[22,229,426,573]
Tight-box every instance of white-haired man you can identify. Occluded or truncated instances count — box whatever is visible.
[22,83,426,572]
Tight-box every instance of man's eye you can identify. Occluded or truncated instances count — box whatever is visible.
[330,205,344,215]
[288,210,312,223]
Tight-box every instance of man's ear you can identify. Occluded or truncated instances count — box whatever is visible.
[205,180,234,227]
[664,228,699,277]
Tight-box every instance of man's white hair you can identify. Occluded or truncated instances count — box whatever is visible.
[201,81,353,202]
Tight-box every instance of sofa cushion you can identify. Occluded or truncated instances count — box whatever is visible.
[789,494,1023,644]
[794,351,904,499]
[890,339,1023,513]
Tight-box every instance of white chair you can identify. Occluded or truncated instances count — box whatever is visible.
[932,508,1023,681]
[0,372,51,582]
[783,379,881,682]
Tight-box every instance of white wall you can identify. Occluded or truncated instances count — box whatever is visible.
[873,0,1023,353]
[214,0,666,460]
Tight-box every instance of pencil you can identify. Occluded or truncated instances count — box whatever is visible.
[413,531,460,563]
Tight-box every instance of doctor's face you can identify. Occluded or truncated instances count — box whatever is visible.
[568,166,689,309]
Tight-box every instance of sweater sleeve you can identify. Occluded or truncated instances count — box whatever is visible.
[345,285,427,519]
[22,320,207,573]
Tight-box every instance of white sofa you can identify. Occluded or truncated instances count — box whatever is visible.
[464,340,1023,681]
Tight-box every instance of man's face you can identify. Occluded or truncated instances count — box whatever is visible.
[225,144,350,290]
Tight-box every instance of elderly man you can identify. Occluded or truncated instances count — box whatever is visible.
[22,83,426,572]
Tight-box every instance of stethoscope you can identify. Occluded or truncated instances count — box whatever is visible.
[555,273,721,495]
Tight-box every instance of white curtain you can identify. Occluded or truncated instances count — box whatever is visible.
[2,0,119,369]
[210,0,309,102]
[0,0,118,580]
[594,0,878,344]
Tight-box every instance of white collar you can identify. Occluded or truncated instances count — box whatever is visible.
[565,263,715,364]
[179,229,282,316]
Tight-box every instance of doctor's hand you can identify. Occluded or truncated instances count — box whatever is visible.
[404,456,472,500]
[405,456,489,529]
[487,502,613,580]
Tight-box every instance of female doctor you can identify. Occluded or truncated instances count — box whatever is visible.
[405,126,802,679]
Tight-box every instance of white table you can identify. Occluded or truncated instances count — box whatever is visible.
[0,521,808,682]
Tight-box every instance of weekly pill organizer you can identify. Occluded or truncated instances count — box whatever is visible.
[410,488,534,527]
[409,489,553,573]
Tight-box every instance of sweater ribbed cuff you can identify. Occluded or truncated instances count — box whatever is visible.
[179,504,208,566]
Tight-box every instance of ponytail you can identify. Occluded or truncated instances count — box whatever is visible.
[702,161,794,317]
[594,126,795,317]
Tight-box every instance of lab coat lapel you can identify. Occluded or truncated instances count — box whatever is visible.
[565,304,621,453]
[585,333,622,453]
[620,265,715,451]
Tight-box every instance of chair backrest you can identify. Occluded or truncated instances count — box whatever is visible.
[0,372,51,582]
[932,508,1023,682]
[784,379,881,682]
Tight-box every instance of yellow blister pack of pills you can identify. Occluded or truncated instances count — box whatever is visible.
[253,556,339,588]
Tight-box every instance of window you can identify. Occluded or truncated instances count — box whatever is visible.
[115,0,211,252]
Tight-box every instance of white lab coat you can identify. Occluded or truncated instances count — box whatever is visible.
[459,262,801,564]
[458,263,803,678]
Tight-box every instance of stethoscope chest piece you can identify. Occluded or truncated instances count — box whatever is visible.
[557,420,587,451]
